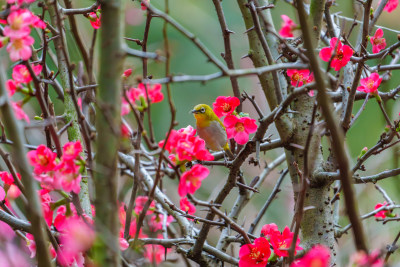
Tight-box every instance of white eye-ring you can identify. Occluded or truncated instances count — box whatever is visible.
[200,107,205,113]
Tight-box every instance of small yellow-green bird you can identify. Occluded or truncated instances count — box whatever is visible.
[191,104,234,158]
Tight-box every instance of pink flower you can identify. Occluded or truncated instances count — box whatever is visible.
[121,98,131,116]
[0,220,15,241]
[319,37,353,71]
[119,234,129,251]
[6,80,19,96]
[59,217,95,254]
[261,223,280,239]
[27,145,57,174]
[39,189,53,227]
[291,245,330,267]
[4,9,33,39]
[7,35,34,61]
[212,96,240,118]
[128,83,164,104]
[0,187,5,202]
[12,64,42,84]
[269,226,302,257]
[0,172,21,199]
[180,197,196,215]
[286,69,314,87]
[178,164,210,197]
[357,73,382,94]
[88,8,101,29]
[54,160,82,194]
[62,141,82,161]
[350,250,384,267]
[224,115,258,145]
[382,0,398,12]
[370,28,386,54]
[11,101,30,123]
[239,237,271,267]
[279,15,297,38]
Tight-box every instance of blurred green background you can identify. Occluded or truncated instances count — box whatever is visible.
[2,0,400,265]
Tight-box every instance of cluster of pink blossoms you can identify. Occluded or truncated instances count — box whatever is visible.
[1,4,46,61]
[121,82,164,115]
[119,197,173,264]
[6,63,43,122]
[159,126,213,216]
[213,96,258,145]
[239,223,302,266]
[26,195,96,266]
[27,141,84,194]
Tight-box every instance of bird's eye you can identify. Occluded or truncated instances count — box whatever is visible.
[200,107,205,113]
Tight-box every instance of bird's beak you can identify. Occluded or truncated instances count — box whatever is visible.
[191,109,198,114]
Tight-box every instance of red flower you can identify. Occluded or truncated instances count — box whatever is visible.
[269,226,302,257]
[319,37,353,71]
[279,15,297,38]
[291,245,330,267]
[224,115,258,145]
[180,197,196,215]
[374,201,392,219]
[122,68,132,78]
[27,145,57,174]
[239,237,271,267]
[178,164,209,197]
[370,29,386,54]
[212,96,240,118]
[286,69,314,87]
[88,8,101,29]
[12,64,42,84]
[381,0,398,12]
[356,73,382,94]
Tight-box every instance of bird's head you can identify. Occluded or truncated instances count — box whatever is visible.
[191,104,218,123]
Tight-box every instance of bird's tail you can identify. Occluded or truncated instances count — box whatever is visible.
[223,143,235,159]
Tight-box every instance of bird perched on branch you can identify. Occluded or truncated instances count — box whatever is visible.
[191,104,235,159]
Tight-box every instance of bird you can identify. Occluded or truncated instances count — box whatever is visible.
[191,104,234,159]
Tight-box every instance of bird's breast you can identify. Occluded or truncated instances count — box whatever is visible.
[197,121,227,151]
